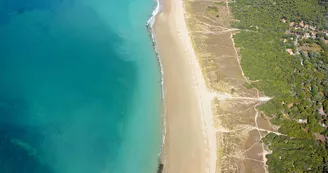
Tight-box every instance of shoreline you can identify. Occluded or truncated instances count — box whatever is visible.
[150,0,217,172]
[146,0,167,166]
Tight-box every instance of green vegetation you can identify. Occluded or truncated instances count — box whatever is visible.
[318,38,328,51]
[230,0,328,172]
[206,6,219,13]
[214,2,226,6]
[263,133,327,173]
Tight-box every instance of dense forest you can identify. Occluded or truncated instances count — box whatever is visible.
[230,0,328,172]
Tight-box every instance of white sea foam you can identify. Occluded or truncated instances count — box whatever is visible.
[146,0,167,165]
[147,0,161,26]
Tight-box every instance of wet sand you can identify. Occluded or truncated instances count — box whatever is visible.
[153,0,217,172]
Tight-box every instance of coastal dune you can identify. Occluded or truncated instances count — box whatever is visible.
[153,0,217,172]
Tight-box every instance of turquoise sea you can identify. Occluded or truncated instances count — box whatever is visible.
[0,0,162,173]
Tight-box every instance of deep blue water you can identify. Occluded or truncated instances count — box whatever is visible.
[0,0,162,173]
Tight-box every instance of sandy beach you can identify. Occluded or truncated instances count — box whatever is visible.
[153,0,217,172]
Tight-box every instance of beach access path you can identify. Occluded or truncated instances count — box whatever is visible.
[153,0,217,172]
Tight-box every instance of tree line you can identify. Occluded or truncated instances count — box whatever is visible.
[230,0,328,172]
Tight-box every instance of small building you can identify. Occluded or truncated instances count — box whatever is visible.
[285,30,291,35]
[300,21,304,27]
[295,25,300,30]
[304,33,310,38]
[319,107,326,116]
[310,31,317,39]
[286,49,295,55]
[298,119,307,123]
[281,18,287,23]
[304,24,309,29]
[314,133,326,142]
[287,103,294,108]
[309,25,316,30]
[289,21,295,27]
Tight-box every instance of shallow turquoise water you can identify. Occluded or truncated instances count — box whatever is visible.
[0,0,162,173]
